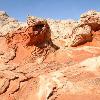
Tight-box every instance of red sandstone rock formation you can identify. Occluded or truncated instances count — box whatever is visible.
[0,10,100,100]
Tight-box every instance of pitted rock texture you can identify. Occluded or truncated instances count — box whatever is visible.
[7,16,51,46]
[47,18,93,47]
[0,10,100,100]
[47,10,100,47]
[80,10,100,31]
[3,16,57,65]
[0,11,22,36]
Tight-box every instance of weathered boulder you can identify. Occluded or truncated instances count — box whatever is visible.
[7,16,51,46]
[66,25,92,46]
[80,10,100,31]
[4,16,57,65]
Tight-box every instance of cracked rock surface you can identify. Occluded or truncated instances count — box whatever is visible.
[0,10,100,100]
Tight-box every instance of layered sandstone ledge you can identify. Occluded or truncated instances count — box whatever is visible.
[0,10,100,100]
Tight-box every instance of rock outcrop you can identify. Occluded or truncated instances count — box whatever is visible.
[80,10,100,31]
[7,16,51,46]
[47,10,100,47]
[0,11,21,36]
[0,10,100,100]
